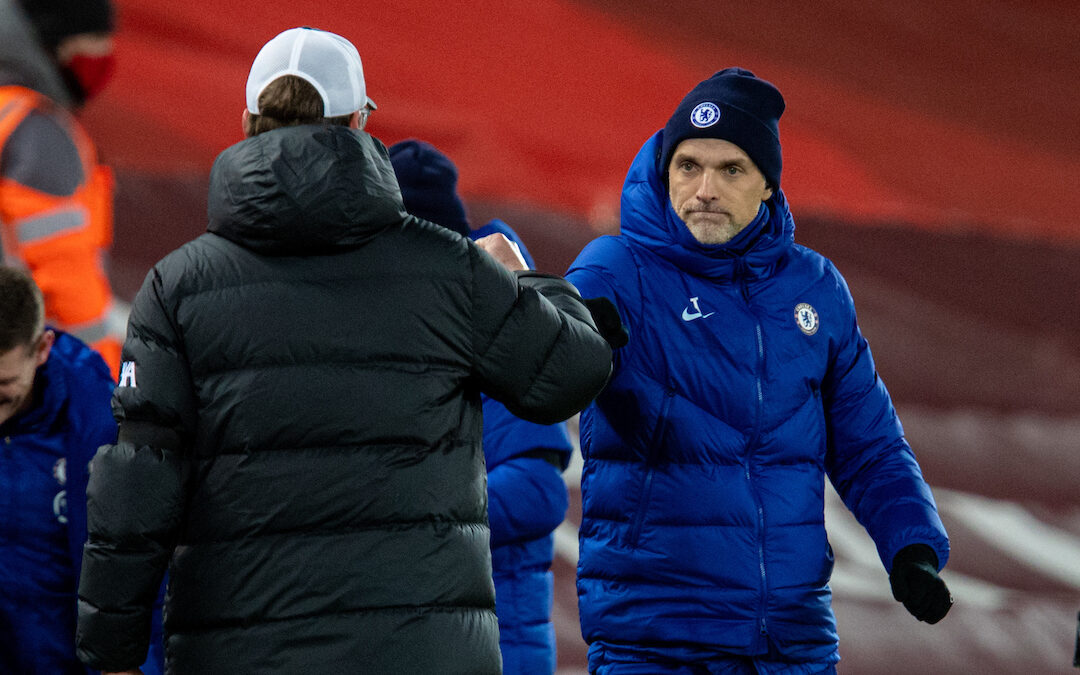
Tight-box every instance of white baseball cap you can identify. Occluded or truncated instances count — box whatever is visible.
[245,27,376,117]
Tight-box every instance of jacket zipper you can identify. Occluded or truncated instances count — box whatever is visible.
[627,384,675,547]
[740,272,769,641]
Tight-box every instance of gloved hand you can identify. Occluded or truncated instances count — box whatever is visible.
[889,544,953,624]
[583,297,629,349]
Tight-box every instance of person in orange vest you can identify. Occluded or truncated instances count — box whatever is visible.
[0,0,124,375]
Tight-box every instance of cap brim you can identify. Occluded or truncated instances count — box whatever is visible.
[365,96,377,111]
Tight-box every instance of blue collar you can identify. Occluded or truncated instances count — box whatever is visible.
[0,355,65,436]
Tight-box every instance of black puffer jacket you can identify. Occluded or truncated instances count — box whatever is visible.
[75,125,611,674]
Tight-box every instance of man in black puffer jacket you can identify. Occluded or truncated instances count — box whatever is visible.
[74,27,612,675]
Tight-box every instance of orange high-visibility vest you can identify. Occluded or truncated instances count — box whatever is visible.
[0,85,122,375]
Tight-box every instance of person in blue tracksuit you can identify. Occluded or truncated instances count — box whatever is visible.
[390,139,575,674]
[0,266,163,675]
[566,68,953,673]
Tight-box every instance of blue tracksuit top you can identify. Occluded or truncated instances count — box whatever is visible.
[0,331,163,675]
[473,220,574,674]
[566,132,949,662]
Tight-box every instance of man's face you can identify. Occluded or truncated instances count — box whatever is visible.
[0,332,53,426]
[668,138,773,245]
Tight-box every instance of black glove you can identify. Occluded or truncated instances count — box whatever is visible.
[583,296,629,349]
[889,544,953,624]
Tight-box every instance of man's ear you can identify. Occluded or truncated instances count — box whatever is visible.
[762,184,774,201]
[349,111,362,130]
[34,330,55,367]
[242,109,252,137]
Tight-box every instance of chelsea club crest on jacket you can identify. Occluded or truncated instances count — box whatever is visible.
[566,131,948,662]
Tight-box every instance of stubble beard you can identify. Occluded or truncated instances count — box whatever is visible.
[684,213,745,245]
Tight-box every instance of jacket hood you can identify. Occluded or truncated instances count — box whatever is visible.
[0,0,71,104]
[207,125,408,255]
[620,130,795,280]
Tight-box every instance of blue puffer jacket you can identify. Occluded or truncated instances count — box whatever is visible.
[483,398,571,674]
[473,220,574,674]
[0,331,163,674]
[566,132,949,663]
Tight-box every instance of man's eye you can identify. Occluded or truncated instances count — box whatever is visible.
[725,165,741,175]
[679,162,696,172]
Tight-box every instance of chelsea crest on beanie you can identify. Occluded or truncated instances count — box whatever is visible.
[659,67,785,189]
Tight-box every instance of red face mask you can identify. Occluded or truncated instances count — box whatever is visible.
[62,52,116,101]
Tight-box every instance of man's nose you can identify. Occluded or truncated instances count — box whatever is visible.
[695,172,718,201]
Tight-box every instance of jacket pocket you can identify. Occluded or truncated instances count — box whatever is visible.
[810,383,827,465]
[626,386,675,548]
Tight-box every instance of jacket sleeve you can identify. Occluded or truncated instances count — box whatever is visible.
[469,243,612,425]
[822,267,949,573]
[76,266,196,671]
[487,456,570,547]
[65,374,117,599]
[566,235,639,373]
[482,396,572,547]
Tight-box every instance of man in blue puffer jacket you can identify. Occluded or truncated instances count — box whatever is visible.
[567,68,952,673]
[390,139,575,674]
[0,266,163,674]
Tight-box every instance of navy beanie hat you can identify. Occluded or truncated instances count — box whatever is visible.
[17,0,114,51]
[388,139,471,236]
[659,67,785,189]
